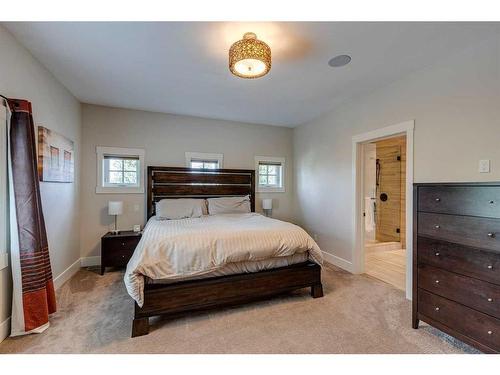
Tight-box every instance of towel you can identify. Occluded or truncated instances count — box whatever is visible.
[365,197,375,232]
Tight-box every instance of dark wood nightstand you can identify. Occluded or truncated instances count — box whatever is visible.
[101,231,142,275]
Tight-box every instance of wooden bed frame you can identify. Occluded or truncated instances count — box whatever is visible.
[131,166,323,337]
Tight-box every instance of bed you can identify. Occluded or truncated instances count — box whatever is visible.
[127,166,323,337]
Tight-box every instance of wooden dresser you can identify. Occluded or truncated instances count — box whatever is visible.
[413,182,500,353]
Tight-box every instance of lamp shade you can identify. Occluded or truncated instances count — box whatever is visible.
[262,198,273,210]
[108,201,123,216]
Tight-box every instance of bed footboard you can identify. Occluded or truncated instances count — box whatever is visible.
[131,261,323,337]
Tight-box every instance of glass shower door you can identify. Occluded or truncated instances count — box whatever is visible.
[375,143,401,242]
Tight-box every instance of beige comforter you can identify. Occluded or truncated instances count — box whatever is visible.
[124,213,322,306]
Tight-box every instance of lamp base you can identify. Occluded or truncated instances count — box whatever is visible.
[111,215,120,234]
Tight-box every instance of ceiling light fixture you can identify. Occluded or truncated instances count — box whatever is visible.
[229,32,271,79]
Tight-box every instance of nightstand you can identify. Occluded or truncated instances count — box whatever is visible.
[101,231,142,275]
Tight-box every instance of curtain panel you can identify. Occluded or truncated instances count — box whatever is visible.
[7,98,56,336]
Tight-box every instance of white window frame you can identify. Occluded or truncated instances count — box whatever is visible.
[0,103,8,271]
[96,146,145,194]
[255,156,286,193]
[185,152,223,169]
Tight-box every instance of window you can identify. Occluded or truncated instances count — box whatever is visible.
[0,103,8,271]
[103,156,139,186]
[96,146,145,194]
[185,152,223,169]
[190,160,219,169]
[255,156,285,192]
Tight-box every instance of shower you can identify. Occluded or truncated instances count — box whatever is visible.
[363,135,407,291]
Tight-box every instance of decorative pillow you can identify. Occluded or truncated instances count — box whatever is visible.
[156,198,206,220]
[207,195,251,215]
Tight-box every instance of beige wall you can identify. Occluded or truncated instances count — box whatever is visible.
[0,25,82,336]
[80,104,294,259]
[294,35,500,263]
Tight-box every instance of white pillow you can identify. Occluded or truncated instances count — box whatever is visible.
[156,199,206,220]
[207,195,251,215]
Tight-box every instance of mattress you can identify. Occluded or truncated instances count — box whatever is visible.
[124,213,322,306]
[145,253,309,284]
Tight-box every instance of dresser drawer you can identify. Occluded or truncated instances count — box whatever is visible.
[102,236,141,253]
[418,264,500,318]
[418,186,500,218]
[418,237,500,285]
[102,247,134,267]
[418,212,500,252]
[418,289,500,352]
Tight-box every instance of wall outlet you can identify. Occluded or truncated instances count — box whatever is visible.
[133,224,141,232]
[479,159,491,173]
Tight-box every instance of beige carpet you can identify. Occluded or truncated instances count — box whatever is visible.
[0,264,477,354]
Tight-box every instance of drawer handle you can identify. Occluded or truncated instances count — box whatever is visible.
[487,232,495,238]
[122,242,126,246]
[434,225,440,229]
[487,265,493,270]
[435,280,440,284]
[487,330,493,335]
[435,198,441,202]
[121,255,125,259]
[435,307,440,311]
[487,298,493,302]
[434,252,440,256]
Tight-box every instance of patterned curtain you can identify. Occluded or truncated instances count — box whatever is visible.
[7,98,56,336]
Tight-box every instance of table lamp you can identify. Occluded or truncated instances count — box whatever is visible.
[262,198,273,217]
[108,201,123,234]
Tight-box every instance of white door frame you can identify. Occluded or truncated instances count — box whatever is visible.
[351,120,414,300]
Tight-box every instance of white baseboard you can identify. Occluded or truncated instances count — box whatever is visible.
[53,257,81,290]
[0,317,10,343]
[321,251,354,273]
[80,256,101,267]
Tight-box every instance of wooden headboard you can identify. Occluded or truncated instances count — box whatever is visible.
[147,166,255,219]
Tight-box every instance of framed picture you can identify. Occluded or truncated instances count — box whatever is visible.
[37,126,74,183]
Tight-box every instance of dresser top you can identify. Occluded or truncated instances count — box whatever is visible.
[102,230,142,239]
[414,181,500,187]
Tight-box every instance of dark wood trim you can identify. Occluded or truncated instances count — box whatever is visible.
[412,185,419,329]
[153,184,252,196]
[153,171,252,184]
[147,167,154,219]
[132,261,322,337]
[147,166,255,219]
[311,283,324,298]
[414,182,500,187]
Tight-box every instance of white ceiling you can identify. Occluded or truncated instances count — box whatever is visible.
[4,22,499,127]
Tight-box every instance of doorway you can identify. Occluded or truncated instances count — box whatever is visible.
[363,135,406,290]
[351,120,414,299]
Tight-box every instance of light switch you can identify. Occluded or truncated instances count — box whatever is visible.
[479,160,491,173]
